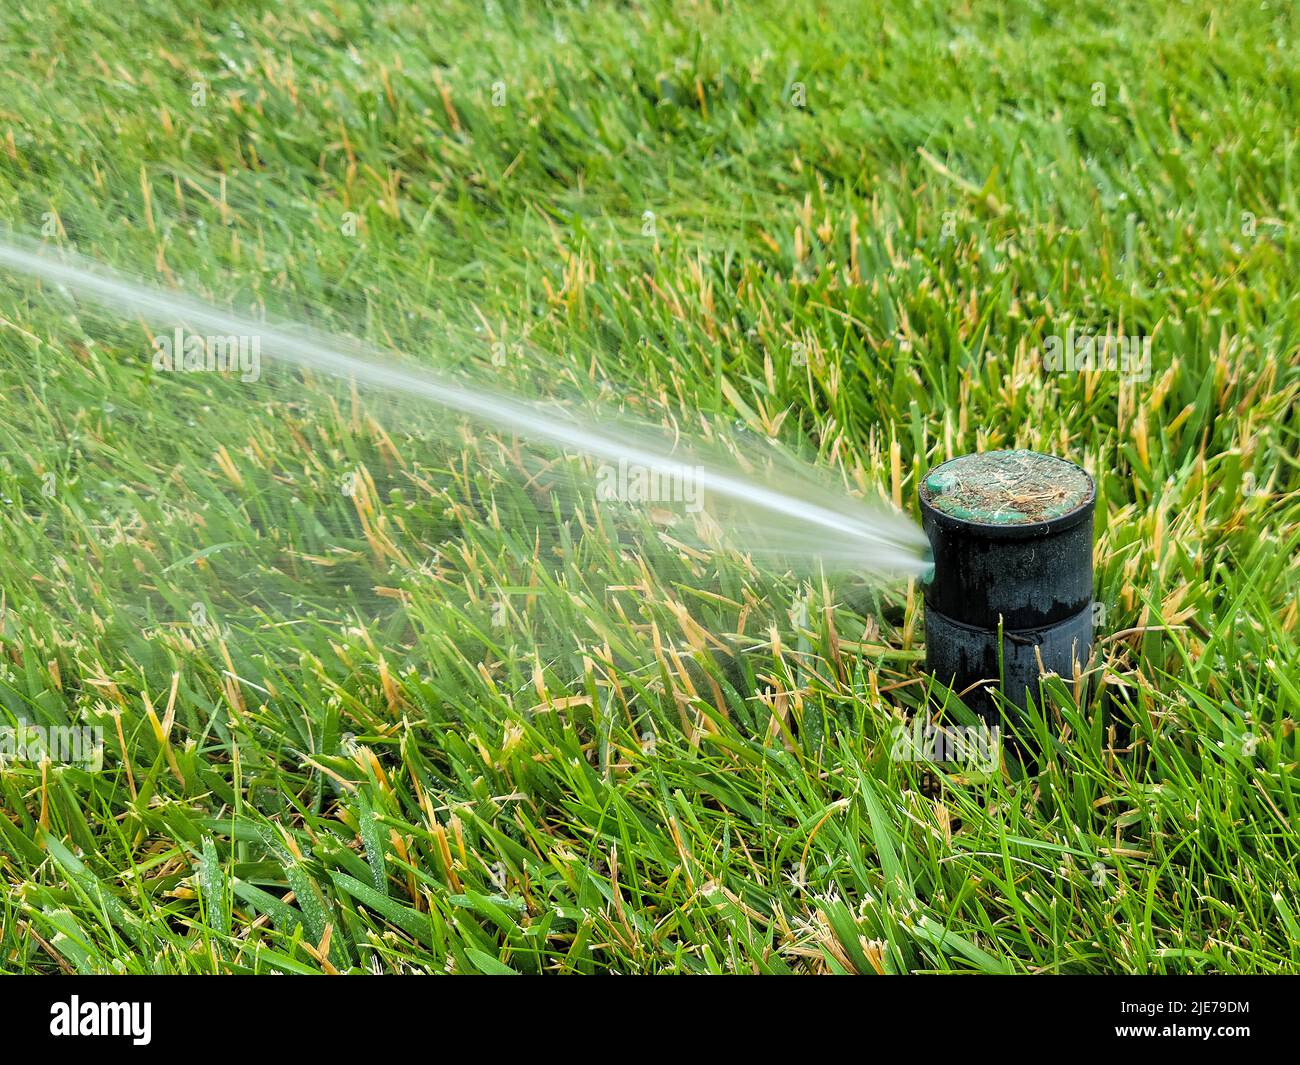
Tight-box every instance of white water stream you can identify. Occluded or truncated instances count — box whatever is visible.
[0,239,929,577]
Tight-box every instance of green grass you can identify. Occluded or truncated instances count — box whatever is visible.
[0,0,1298,973]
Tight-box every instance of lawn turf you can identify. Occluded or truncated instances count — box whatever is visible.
[0,0,1297,973]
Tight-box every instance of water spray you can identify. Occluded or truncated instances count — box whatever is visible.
[0,238,929,577]
[1,241,1103,724]
[920,450,1096,720]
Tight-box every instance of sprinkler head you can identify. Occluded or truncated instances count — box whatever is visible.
[919,450,1095,721]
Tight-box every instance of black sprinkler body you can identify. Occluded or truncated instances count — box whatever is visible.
[920,451,1095,721]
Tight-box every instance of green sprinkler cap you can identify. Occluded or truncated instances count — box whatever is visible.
[921,450,1093,526]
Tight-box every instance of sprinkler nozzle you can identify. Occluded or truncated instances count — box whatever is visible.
[919,450,1095,721]
[918,544,936,585]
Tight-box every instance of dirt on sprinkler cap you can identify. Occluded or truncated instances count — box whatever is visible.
[921,450,1093,525]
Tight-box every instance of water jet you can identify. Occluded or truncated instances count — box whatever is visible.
[0,238,931,577]
[920,450,1095,721]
